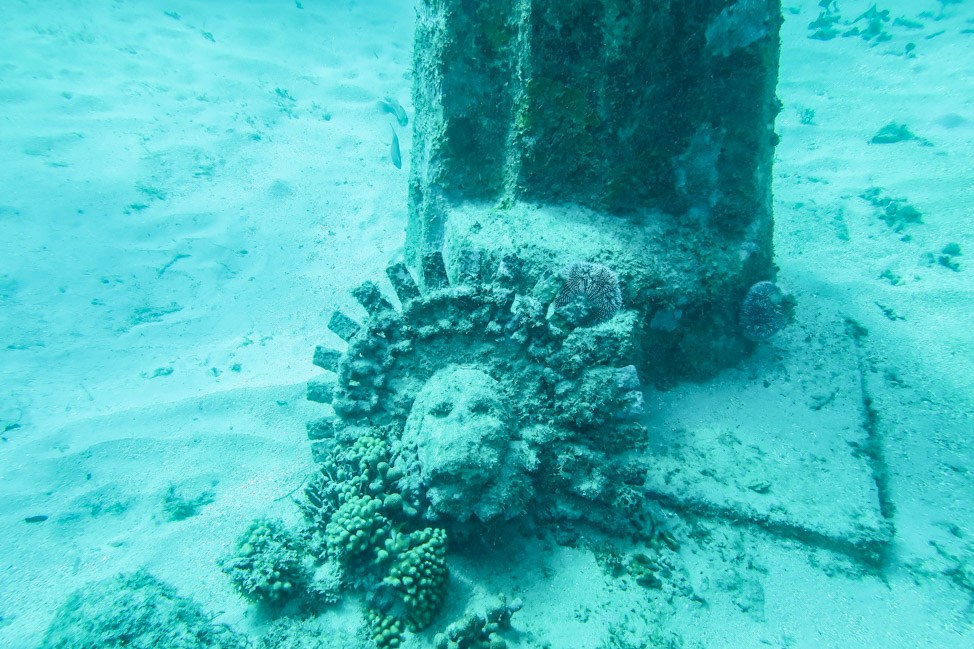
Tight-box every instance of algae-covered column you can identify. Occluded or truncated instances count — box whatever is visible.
[407,0,785,379]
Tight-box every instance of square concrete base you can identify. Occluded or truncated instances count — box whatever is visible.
[643,306,892,564]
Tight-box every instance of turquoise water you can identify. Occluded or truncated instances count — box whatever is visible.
[1,1,972,647]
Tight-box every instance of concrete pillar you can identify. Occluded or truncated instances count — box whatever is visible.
[407,0,784,380]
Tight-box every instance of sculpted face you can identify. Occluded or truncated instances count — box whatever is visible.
[404,366,511,521]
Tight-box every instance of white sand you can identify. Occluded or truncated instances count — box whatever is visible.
[1,0,972,647]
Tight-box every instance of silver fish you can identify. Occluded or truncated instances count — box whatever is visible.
[390,126,402,169]
[379,96,408,126]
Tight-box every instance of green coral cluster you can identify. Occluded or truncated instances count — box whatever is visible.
[300,432,450,648]
[366,609,405,649]
[433,594,522,649]
[301,435,409,552]
[383,527,449,631]
[220,518,312,606]
[325,494,390,563]
[304,436,405,566]
[860,187,923,233]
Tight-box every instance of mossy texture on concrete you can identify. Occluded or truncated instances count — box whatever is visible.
[409,0,781,230]
[408,0,784,381]
[441,201,773,381]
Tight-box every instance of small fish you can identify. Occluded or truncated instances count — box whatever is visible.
[390,127,402,169]
[379,96,408,126]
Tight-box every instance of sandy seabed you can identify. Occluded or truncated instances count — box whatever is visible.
[1,1,972,647]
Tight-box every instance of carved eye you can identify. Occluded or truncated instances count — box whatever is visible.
[469,397,493,415]
[429,400,453,417]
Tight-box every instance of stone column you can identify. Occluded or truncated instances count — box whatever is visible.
[407,0,784,380]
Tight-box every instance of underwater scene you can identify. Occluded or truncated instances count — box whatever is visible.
[1,0,972,647]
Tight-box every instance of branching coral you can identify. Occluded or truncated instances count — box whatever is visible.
[433,594,522,649]
[297,430,450,648]
[383,527,449,631]
[220,519,313,606]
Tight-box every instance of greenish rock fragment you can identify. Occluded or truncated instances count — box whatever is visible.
[942,242,962,256]
[141,366,174,379]
[933,243,962,270]
[938,255,961,272]
[434,594,522,649]
[808,4,842,40]
[879,269,903,286]
[860,187,923,232]
[847,5,891,41]
[870,122,917,144]
[893,16,924,29]
[130,302,182,326]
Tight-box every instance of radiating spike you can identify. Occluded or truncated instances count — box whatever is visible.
[422,251,450,290]
[327,310,361,341]
[386,262,421,303]
[351,281,393,315]
[306,377,335,403]
[455,248,483,286]
[313,346,342,371]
